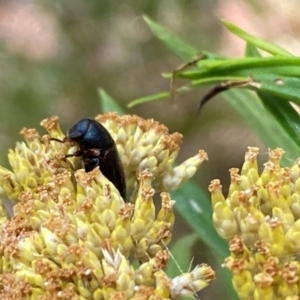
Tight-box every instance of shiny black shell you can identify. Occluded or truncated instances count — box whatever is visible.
[67,119,127,201]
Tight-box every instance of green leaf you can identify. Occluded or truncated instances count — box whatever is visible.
[143,15,197,61]
[245,42,261,57]
[258,91,300,145]
[177,57,300,80]
[171,182,228,259]
[259,77,300,107]
[127,91,170,108]
[222,19,293,56]
[191,76,248,87]
[98,88,124,114]
[246,43,300,146]
[171,182,240,300]
[171,55,300,112]
[223,89,300,164]
[166,233,198,277]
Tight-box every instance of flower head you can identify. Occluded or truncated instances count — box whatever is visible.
[0,114,213,299]
[211,147,300,299]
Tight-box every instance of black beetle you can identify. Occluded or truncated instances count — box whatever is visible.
[51,118,126,201]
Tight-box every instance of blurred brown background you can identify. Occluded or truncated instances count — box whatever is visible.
[0,0,299,299]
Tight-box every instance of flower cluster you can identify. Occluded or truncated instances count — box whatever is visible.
[210,147,300,300]
[0,113,213,299]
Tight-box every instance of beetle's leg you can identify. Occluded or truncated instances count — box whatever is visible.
[84,148,101,157]
[65,148,100,164]
[65,150,84,158]
[81,149,101,172]
[82,157,100,172]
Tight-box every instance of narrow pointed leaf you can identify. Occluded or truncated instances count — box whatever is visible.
[166,233,198,276]
[177,57,300,80]
[258,91,300,145]
[259,77,300,106]
[171,182,228,258]
[127,91,170,108]
[143,15,197,61]
[246,42,300,145]
[222,19,293,56]
[223,89,300,164]
[171,182,238,300]
[98,88,124,115]
[245,43,261,57]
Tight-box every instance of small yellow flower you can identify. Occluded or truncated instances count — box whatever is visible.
[0,114,213,299]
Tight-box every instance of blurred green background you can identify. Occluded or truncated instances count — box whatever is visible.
[1,0,299,298]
